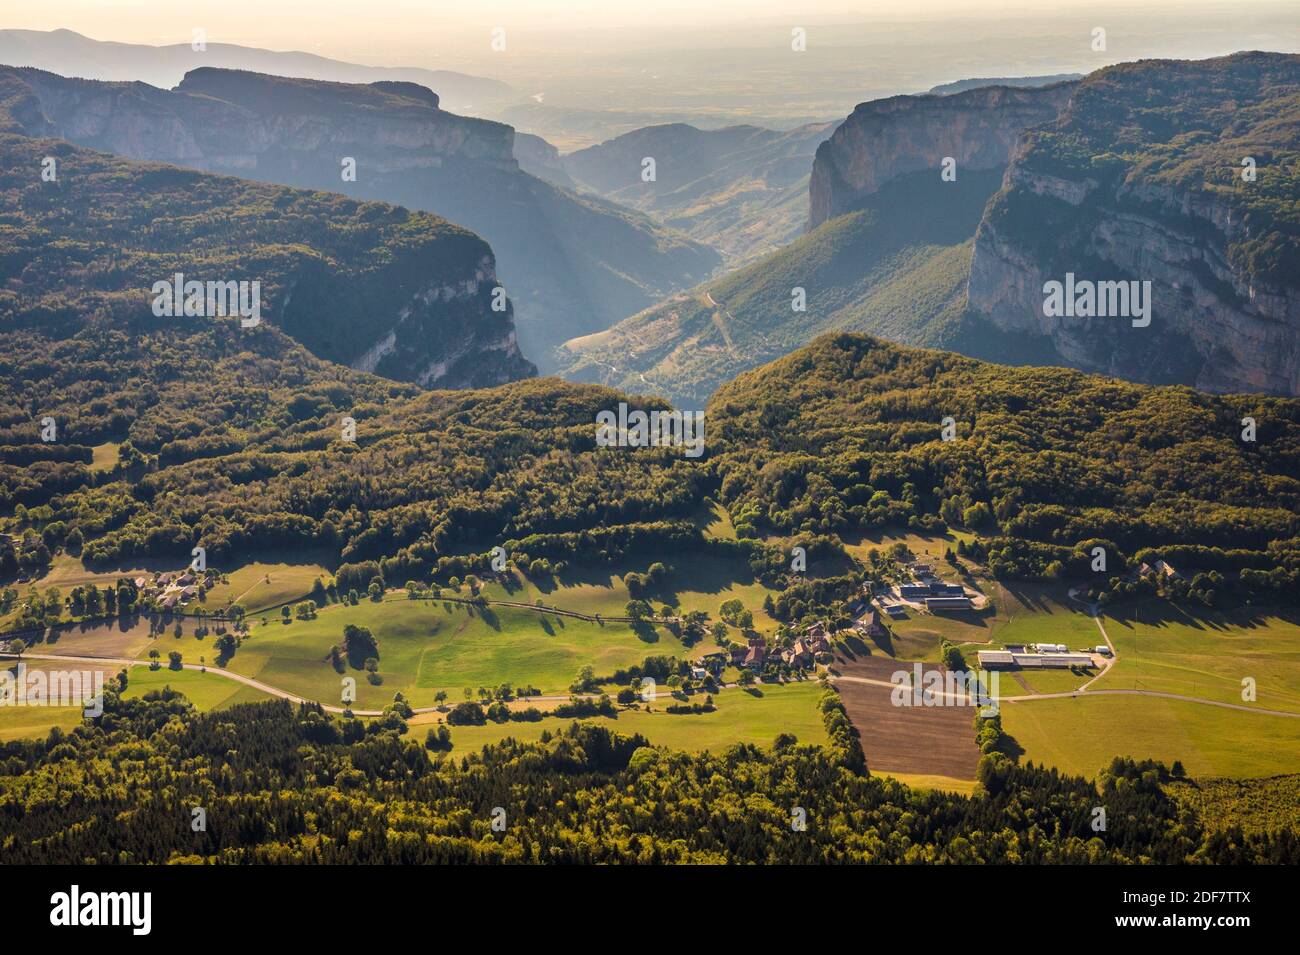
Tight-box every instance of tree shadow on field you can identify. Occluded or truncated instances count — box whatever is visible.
[1103,597,1300,637]
[993,727,1025,763]
[539,616,555,636]
[478,606,501,631]
[838,633,874,660]
[999,581,1054,614]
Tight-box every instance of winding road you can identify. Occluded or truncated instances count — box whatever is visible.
[4,590,1295,723]
[831,592,1300,719]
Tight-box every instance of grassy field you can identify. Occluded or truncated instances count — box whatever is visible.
[1012,667,1097,695]
[0,704,84,742]
[1092,602,1300,713]
[188,595,693,710]
[121,666,274,709]
[1166,775,1300,834]
[201,558,332,614]
[11,552,781,712]
[0,663,272,741]
[420,681,828,754]
[971,599,1300,779]
[875,772,980,795]
[15,544,1300,783]
[0,553,330,630]
[1000,694,1300,779]
[698,498,739,541]
[477,552,784,634]
[89,441,120,473]
[840,527,972,566]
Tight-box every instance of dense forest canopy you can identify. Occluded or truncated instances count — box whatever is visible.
[4,323,1299,603]
[1,688,1293,864]
[708,334,1300,593]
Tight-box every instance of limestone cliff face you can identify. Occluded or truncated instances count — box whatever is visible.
[966,53,1300,396]
[338,254,536,390]
[3,64,719,369]
[13,66,517,175]
[808,83,1075,230]
[3,65,535,389]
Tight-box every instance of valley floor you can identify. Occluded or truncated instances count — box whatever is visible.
[5,535,1300,784]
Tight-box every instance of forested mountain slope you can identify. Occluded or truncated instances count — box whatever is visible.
[5,319,1297,605]
[709,334,1299,578]
[1,65,720,367]
[558,167,1006,407]
[0,132,533,390]
[557,83,1075,406]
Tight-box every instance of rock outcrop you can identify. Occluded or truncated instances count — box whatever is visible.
[0,81,535,390]
[808,83,1075,230]
[13,65,517,175]
[967,52,1300,395]
[2,65,719,369]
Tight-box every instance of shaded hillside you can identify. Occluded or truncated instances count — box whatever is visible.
[3,65,719,368]
[969,51,1300,395]
[562,122,834,265]
[809,82,1074,229]
[513,131,574,187]
[558,167,1005,408]
[557,80,1078,408]
[0,133,533,390]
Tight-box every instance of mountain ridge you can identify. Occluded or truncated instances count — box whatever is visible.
[0,64,721,367]
[0,27,513,114]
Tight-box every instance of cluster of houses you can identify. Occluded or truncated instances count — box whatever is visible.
[136,570,203,610]
[897,562,973,611]
[721,622,833,672]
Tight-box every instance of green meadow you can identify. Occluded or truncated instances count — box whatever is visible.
[475,552,784,633]
[193,595,690,710]
[200,557,332,614]
[1001,694,1300,779]
[422,681,828,754]
[1092,602,1300,713]
[0,664,272,741]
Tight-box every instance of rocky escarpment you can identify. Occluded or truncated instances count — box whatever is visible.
[325,252,536,390]
[967,52,1300,395]
[808,83,1075,230]
[11,66,517,174]
[0,98,534,390]
[2,65,719,368]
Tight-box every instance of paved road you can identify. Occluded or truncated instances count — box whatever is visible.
[1068,592,1116,691]
[832,673,1300,718]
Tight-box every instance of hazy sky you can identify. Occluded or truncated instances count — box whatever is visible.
[9,1,1277,61]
